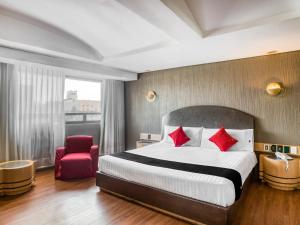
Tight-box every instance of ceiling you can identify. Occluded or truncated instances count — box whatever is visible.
[0,0,299,79]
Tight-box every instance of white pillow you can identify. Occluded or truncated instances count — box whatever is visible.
[200,128,254,151]
[162,125,203,147]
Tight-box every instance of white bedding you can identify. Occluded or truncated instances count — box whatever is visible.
[99,142,257,207]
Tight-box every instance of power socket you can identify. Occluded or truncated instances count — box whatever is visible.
[264,144,271,151]
[277,145,283,152]
[270,145,277,152]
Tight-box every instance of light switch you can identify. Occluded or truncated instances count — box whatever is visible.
[290,146,298,154]
[283,146,290,153]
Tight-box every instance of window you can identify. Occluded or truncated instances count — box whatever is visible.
[64,78,101,123]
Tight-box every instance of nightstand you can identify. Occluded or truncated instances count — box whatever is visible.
[260,155,300,191]
[136,140,159,149]
[0,160,35,196]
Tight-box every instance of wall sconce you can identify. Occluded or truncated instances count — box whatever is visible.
[145,90,157,102]
[266,82,284,96]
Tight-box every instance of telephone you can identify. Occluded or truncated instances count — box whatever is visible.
[275,152,293,171]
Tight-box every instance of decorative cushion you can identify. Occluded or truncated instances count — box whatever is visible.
[201,128,254,151]
[209,128,238,151]
[163,125,203,147]
[168,126,190,147]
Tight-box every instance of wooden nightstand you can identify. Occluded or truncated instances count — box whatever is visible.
[136,140,159,149]
[259,155,300,191]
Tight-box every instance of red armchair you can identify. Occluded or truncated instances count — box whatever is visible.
[55,135,99,179]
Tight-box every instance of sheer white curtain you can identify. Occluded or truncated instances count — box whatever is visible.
[0,63,65,167]
[0,63,16,161]
[100,79,125,155]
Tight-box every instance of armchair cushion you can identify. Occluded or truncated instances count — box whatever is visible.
[61,152,92,161]
[60,153,92,179]
[66,135,93,153]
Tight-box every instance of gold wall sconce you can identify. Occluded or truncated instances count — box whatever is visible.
[145,90,157,102]
[266,82,284,96]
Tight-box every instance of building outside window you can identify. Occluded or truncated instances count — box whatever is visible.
[64,78,101,123]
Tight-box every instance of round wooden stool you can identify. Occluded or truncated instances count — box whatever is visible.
[0,160,36,196]
[262,155,299,191]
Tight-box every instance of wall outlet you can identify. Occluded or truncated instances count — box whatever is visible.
[277,145,283,153]
[290,146,298,154]
[270,145,277,152]
[264,144,270,151]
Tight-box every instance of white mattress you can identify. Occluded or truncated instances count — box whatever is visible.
[99,142,257,207]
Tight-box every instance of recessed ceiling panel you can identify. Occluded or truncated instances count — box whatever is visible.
[0,0,173,57]
[0,11,102,62]
[186,0,300,35]
[101,18,300,72]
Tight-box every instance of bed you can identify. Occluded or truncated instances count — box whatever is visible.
[96,105,257,225]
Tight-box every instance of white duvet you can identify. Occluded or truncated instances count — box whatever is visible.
[99,142,257,207]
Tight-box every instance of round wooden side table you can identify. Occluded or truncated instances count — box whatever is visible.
[262,155,299,191]
[0,160,36,196]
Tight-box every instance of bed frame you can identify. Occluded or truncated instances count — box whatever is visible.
[96,105,255,225]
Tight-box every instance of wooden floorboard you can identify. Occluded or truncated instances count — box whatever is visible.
[0,169,300,225]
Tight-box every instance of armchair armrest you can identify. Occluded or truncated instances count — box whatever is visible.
[90,145,99,176]
[55,147,66,179]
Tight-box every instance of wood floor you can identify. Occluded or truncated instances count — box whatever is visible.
[0,169,300,225]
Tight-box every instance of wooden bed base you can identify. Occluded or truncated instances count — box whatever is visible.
[96,170,253,225]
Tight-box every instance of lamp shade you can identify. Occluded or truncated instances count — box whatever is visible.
[266,82,283,96]
[145,90,157,102]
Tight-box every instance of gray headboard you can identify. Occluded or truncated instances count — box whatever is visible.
[162,105,254,136]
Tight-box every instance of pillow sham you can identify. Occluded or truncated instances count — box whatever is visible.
[163,125,203,147]
[201,128,254,151]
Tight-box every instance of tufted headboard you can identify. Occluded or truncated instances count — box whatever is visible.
[161,105,254,137]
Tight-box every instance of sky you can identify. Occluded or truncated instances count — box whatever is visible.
[64,78,101,101]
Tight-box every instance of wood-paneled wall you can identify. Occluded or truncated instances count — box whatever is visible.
[125,51,300,149]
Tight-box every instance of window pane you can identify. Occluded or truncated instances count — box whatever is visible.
[86,114,101,121]
[64,78,101,113]
[65,114,84,122]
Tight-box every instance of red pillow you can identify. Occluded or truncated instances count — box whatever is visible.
[209,127,238,151]
[168,126,190,147]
